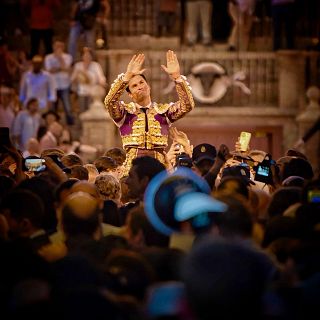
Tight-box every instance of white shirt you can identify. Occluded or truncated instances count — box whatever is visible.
[44,52,73,90]
[71,61,106,96]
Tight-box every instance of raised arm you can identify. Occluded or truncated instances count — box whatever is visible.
[104,54,145,123]
[161,50,195,122]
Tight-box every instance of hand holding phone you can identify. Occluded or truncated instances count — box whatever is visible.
[254,154,275,184]
[24,158,46,172]
[238,131,251,152]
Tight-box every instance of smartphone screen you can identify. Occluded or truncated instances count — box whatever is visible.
[257,165,269,177]
[239,131,251,152]
[25,158,46,172]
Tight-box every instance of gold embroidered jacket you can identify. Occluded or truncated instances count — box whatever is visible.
[104,74,194,150]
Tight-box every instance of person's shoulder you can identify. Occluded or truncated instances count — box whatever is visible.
[154,102,171,114]
[63,52,73,61]
[124,102,138,114]
[44,53,54,61]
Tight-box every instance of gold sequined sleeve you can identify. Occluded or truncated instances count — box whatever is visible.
[104,73,128,123]
[167,75,195,123]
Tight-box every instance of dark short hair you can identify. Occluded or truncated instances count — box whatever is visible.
[26,98,38,109]
[0,189,45,228]
[94,156,117,173]
[125,74,148,93]
[131,156,166,181]
[104,147,126,166]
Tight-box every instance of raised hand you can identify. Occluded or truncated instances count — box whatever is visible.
[124,53,146,81]
[169,127,192,157]
[161,50,181,80]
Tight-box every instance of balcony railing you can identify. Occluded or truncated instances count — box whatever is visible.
[108,0,320,50]
[143,51,278,106]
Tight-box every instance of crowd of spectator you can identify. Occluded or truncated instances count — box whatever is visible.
[0,119,320,319]
[0,2,320,318]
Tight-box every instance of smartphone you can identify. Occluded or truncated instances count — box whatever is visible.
[176,153,193,168]
[24,158,46,172]
[239,131,251,152]
[254,155,274,184]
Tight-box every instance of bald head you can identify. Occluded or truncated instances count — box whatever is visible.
[70,181,100,199]
[61,192,101,238]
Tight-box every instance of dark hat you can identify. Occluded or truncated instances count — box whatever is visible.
[192,143,217,164]
[221,165,255,186]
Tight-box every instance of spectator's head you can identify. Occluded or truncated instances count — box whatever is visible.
[0,86,13,107]
[32,55,43,73]
[216,176,250,200]
[0,189,45,239]
[61,154,83,168]
[25,138,40,156]
[93,156,117,174]
[42,110,60,127]
[83,164,99,183]
[286,149,308,161]
[281,157,314,182]
[70,180,100,199]
[61,191,102,240]
[94,173,121,202]
[26,98,39,114]
[267,187,302,218]
[214,195,253,240]
[192,143,216,175]
[104,147,126,166]
[82,47,94,62]
[53,40,65,54]
[55,178,80,205]
[125,205,169,248]
[17,176,57,232]
[262,216,301,248]
[220,164,255,188]
[40,147,65,159]
[68,165,89,181]
[182,237,274,320]
[126,156,166,200]
[104,249,155,301]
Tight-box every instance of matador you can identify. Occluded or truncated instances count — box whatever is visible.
[104,50,195,175]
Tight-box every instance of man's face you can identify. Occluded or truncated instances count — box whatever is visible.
[195,159,215,176]
[125,165,144,200]
[53,41,64,54]
[28,100,39,114]
[128,75,150,103]
[0,92,12,107]
[32,61,42,73]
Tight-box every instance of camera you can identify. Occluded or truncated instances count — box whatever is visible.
[254,154,275,184]
[176,153,193,168]
[24,157,46,172]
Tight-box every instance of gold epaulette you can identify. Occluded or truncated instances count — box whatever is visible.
[124,102,137,114]
[154,103,170,114]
